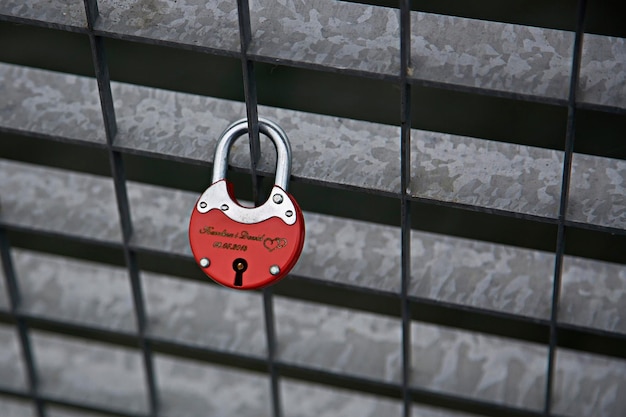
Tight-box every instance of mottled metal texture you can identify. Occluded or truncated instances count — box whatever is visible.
[274,297,402,382]
[560,255,626,335]
[31,331,149,414]
[0,63,105,143]
[0,160,122,243]
[155,354,271,417]
[126,181,195,256]
[410,130,563,218]
[553,349,626,417]
[411,322,547,410]
[0,256,8,310]
[0,325,27,391]
[410,13,573,102]
[0,398,36,417]
[568,153,626,231]
[293,212,401,293]
[0,0,86,29]
[142,271,267,357]
[112,81,401,193]
[411,404,487,417]
[12,249,136,333]
[95,0,240,54]
[579,34,626,111]
[281,379,402,417]
[48,407,115,417]
[249,0,400,78]
[410,230,554,320]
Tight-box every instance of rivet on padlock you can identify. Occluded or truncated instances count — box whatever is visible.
[188,118,305,290]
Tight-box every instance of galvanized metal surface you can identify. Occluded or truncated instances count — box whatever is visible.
[12,250,136,333]
[249,0,400,77]
[281,379,402,417]
[0,325,27,391]
[142,271,267,357]
[1,161,624,333]
[0,397,36,417]
[411,322,548,410]
[560,256,626,335]
[2,2,625,111]
[410,131,563,218]
[31,331,149,414]
[410,13,573,102]
[0,160,121,242]
[154,354,271,417]
[578,34,626,110]
[553,349,626,417]
[0,1,625,416]
[0,0,86,29]
[568,153,626,230]
[95,0,240,54]
[0,64,105,143]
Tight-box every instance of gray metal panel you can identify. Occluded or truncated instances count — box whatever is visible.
[410,230,554,320]
[112,81,401,193]
[412,404,488,417]
[95,0,240,54]
[0,397,36,417]
[142,271,267,357]
[553,349,626,417]
[0,0,86,28]
[292,212,401,293]
[0,255,8,310]
[281,379,402,417]
[410,13,573,101]
[274,297,402,383]
[410,130,563,218]
[12,250,136,333]
[579,35,626,110]
[154,354,271,417]
[568,153,626,231]
[0,160,122,243]
[31,331,149,414]
[248,0,400,77]
[96,0,239,53]
[411,322,548,410]
[0,325,28,391]
[560,255,626,335]
[48,406,115,417]
[0,63,105,143]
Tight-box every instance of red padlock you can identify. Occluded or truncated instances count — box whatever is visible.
[188,118,305,289]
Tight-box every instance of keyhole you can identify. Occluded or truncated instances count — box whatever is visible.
[232,258,248,287]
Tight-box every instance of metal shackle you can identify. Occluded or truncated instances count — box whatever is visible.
[212,118,292,191]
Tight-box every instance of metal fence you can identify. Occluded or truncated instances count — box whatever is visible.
[0,1,625,417]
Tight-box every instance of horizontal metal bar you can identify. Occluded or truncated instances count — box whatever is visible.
[0,0,87,31]
[2,240,626,361]
[2,63,624,231]
[0,387,147,417]
[1,160,625,342]
[1,3,624,110]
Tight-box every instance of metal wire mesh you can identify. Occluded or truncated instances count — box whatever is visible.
[0,1,625,417]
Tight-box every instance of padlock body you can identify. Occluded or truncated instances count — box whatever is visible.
[189,181,305,290]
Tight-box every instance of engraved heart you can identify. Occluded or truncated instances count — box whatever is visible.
[263,237,287,252]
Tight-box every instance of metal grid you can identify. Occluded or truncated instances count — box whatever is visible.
[0,1,625,417]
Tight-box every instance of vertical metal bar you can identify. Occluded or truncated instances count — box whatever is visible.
[82,1,159,415]
[236,1,282,416]
[399,1,412,416]
[544,0,587,415]
[237,0,263,204]
[0,229,46,417]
